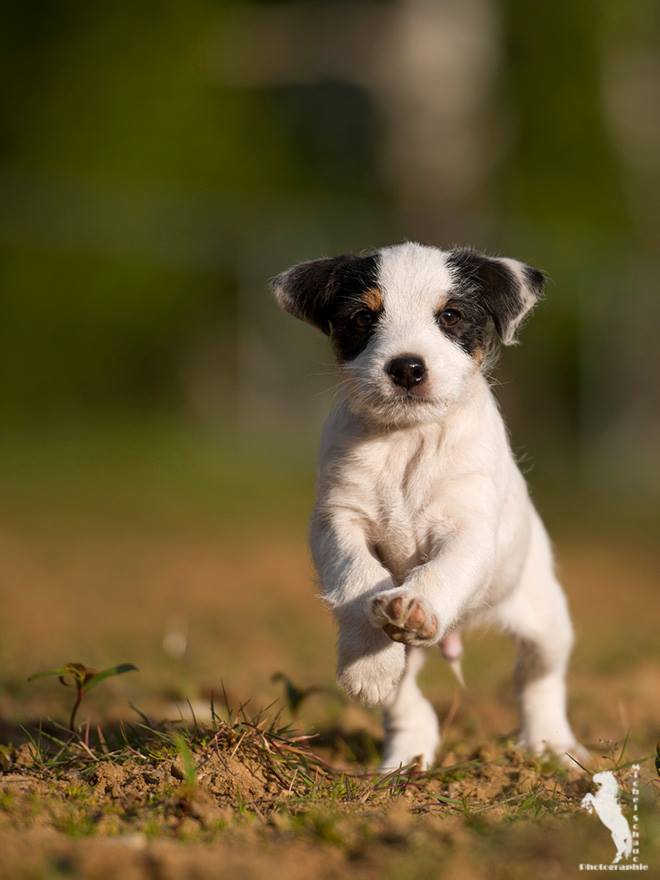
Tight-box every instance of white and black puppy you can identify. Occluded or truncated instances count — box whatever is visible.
[272,242,584,770]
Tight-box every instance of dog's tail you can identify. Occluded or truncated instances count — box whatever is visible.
[440,631,466,689]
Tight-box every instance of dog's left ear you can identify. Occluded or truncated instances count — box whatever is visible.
[449,249,546,345]
[270,254,368,335]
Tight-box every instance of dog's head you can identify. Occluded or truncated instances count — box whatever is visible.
[272,242,545,426]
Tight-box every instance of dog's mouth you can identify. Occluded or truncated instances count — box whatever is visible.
[341,369,444,421]
[389,387,434,404]
[368,384,443,418]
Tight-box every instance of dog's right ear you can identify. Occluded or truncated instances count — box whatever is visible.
[270,254,361,335]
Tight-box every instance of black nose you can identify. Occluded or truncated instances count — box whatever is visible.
[386,355,427,389]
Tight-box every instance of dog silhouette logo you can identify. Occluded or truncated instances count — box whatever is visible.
[581,771,633,864]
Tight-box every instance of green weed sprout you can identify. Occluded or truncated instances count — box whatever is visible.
[271,671,343,717]
[28,662,138,731]
[172,732,197,797]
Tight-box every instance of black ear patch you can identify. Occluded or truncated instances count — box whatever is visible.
[271,252,380,338]
[447,249,545,345]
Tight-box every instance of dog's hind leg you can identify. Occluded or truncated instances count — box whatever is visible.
[380,647,439,771]
[494,514,586,763]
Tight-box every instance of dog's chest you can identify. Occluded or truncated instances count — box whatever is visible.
[347,427,451,581]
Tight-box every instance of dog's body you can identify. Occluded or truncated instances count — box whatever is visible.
[273,242,583,769]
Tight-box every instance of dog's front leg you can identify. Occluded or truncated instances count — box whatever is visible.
[370,524,495,646]
[311,511,406,706]
[370,479,498,647]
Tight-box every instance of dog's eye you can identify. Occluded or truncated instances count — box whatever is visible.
[438,308,462,327]
[353,309,375,329]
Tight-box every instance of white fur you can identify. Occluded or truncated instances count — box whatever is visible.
[285,243,583,770]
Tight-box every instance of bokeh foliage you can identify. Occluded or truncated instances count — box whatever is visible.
[1,0,658,503]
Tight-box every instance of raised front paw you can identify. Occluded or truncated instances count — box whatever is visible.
[369,588,439,647]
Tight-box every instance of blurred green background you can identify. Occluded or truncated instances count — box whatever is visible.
[1,0,659,528]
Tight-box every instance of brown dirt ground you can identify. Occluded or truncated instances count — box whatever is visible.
[0,514,659,878]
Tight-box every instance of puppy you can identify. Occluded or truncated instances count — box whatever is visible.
[272,242,584,770]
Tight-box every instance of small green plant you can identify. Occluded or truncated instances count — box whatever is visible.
[271,671,342,717]
[172,732,197,796]
[28,661,138,731]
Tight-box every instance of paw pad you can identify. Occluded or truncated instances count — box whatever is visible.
[371,591,438,646]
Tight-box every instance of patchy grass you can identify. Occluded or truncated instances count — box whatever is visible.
[1,692,658,879]
[0,494,658,877]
